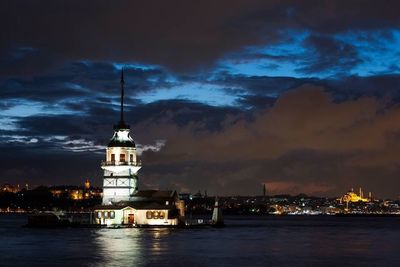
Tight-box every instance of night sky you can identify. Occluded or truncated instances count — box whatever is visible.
[1,1,400,197]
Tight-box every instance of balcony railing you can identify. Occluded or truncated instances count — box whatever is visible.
[101,160,141,167]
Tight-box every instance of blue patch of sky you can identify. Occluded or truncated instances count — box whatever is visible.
[216,29,400,79]
[0,102,43,131]
[336,30,400,76]
[220,60,301,78]
[164,74,179,83]
[137,82,242,106]
[216,31,313,78]
[2,102,43,117]
[113,62,160,71]
[0,118,18,131]
[113,61,179,85]
[0,100,79,131]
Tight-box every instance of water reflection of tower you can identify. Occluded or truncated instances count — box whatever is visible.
[101,69,141,205]
[94,229,143,265]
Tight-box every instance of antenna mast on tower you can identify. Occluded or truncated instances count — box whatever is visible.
[120,68,125,124]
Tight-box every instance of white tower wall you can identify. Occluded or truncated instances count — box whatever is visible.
[101,128,141,205]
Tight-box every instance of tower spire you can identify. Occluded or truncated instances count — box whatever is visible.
[114,67,129,129]
[120,68,125,124]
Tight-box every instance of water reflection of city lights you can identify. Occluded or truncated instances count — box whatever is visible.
[92,228,143,266]
[151,228,171,239]
[149,228,171,256]
[90,228,175,265]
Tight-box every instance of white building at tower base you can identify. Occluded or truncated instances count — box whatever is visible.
[94,190,185,227]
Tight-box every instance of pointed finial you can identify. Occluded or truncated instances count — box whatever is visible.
[114,67,130,129]
[120,67,124,123]
[121,67,125,85]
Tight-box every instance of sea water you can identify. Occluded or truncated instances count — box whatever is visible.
[1,214,400,266]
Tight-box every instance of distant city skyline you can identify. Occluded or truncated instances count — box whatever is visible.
[1,1,400,197]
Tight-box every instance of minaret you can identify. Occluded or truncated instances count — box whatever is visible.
[101,68,141,205]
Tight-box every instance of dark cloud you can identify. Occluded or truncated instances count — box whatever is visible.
[324,74,400,101]
[298,34,361,74]
[0,145,103,187]
[136,86,400,197]
[214,74,316,96]
[12,99,242,140]
[1,77,87,102]
[237,95,277,109]
[127,100,242,130]
[0,61,173,107]
[1,1,400,74]
[214,73,400,104]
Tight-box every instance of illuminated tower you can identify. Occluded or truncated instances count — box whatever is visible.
[101,69,141,205]
[84,179,91,189]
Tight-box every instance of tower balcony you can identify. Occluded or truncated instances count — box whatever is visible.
[101,160,141,167]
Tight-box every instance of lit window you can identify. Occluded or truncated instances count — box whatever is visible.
[110,211,115,219]
[104,212,109,219]
[97,212,102,219]
[159,211,165,219]
[146,211,152,219]
[153,211,159,219]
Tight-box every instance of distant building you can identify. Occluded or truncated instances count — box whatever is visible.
[339,187,370,203]
[1,183,19,193]
[84,179,90,190]
[193,190,203,199]
[49,179,101,200]
[179,193,192,201]
[94,70,185,227]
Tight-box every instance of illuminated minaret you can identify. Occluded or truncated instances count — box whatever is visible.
[101,69,141,205]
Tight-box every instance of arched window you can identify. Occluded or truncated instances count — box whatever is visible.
[153,211,159,219]
[146,211,152,219]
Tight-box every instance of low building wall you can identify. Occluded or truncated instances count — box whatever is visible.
[135,209,178,226]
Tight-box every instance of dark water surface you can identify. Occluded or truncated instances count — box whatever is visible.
[1,214,400,266]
